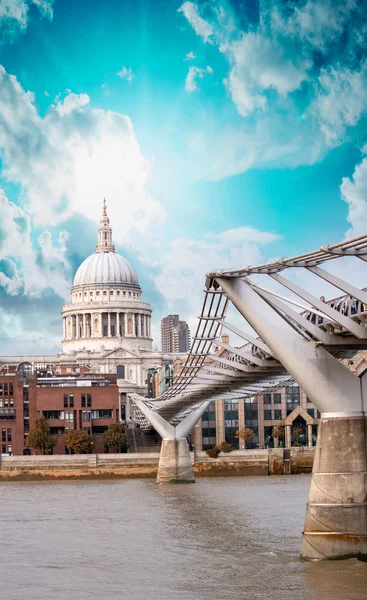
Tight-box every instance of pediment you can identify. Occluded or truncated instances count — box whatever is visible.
[100,345,141,360]
[284,404,313,425]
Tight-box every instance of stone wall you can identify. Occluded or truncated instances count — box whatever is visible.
[0,447,315,480]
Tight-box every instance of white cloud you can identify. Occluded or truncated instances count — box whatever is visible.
[224,32,311,117]
[117,66,134,82]
[0,0,53,36]
[178,2,213,43]
[153,226,281,339]
[271,0,360,53]
[340,144,367,237]
[0,189,71,298]
[185,65,213,92]
[184,50,196,61]
[313,62,367,145]
[0,66,166,241]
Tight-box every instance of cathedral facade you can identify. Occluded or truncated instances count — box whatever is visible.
[0,202,181,420]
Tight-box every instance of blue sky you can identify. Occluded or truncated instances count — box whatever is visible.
[1,0,367,352]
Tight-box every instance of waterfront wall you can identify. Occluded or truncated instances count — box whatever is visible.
[0,447,315,480]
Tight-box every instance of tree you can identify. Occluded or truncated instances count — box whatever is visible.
[103,423,128,453]
[292,426,303,447]
[235,427,255,449]
[65,429,93,454]
[26,417,56,455]
[272,425,285,447]
[206,445,221,458]
[218,440,232,453]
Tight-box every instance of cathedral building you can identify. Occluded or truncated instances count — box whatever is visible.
[0,201,183,423]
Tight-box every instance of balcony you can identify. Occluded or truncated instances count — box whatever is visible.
[0,408,16,420]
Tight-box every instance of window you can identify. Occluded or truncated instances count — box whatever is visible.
[9,384,13,395]
[64,411,74,422]
[0,384,2,395]
[117,291,120,296]
[96,291,100,296]
[2,429,6,442]
[92,425,108,434]
[264,410,272,420]
[264,394,272,404]
[103,291,107,295]
[274,409,282,420]
[8,445,12,454]
[307,408,315,418]
[4,383,8,395]
[87,394,92,408]
[66,367,71,374]
[69,394,74,408]
[82,411,91,422]
[7,429,12,442]
[274,393,281,404]
[91,409,112,419]
[42,411,61,420]
[90,292,93,296]
[317,410,321,419]
[81,394,86,408]
[64,394,68,408]
[307,396,312,403]
[2,444,6,454]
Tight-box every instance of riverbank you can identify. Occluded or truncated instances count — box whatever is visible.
[0,447,315,480]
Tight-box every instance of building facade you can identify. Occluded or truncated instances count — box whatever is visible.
[193,384,321,451]
[0,365,119,455]
[161,314,191,353]
[0,201,184,424]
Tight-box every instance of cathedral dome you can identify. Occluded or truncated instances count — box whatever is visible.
[72,199,140,289]
[73,252,139,287]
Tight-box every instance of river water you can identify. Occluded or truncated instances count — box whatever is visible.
[0,475,366,600]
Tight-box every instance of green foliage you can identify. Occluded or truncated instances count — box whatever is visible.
[103,423,128,453]
[26,417,56,455]
[206,445,221,459]
[218,440,232,453]
[235,427,255,448]
[65,429,93,454]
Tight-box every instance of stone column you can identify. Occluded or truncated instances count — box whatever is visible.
[62,318,65,340]
[301,416,367,560]
[142,315,145,337]
[82,314,86,338]
[76,314,79,338]
[137,313,142,337]
[285,424,292,448]
[132,313,136,336]
[116,312,120,337]
[215,399,225,446]
[148,316,151,338]
[124,314,128,336]
[107,312,111,337]
[307,424,313,447]
[156,439,195,484]
[238,399,245,450]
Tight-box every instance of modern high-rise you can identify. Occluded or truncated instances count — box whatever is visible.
[161,315,191,353]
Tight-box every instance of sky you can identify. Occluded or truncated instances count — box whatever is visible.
[1,0,367,353]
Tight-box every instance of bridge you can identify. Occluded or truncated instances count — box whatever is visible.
[129,233,367,561]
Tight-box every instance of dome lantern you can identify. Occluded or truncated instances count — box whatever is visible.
[96,198,115,253]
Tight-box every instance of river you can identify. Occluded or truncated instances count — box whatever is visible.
[0,475,366,599]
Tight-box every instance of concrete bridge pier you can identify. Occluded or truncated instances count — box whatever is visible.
[216,276,367,561]
[157,438,195,484]
[301,415,367,560]
[131,396,211,484]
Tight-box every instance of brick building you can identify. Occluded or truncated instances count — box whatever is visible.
[0,366,119,456]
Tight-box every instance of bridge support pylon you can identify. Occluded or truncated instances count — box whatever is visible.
[216,276,367,560]
[131,396,211,484]
[301,414,367,560]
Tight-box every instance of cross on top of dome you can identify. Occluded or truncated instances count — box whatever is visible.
[96,198,115,253]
